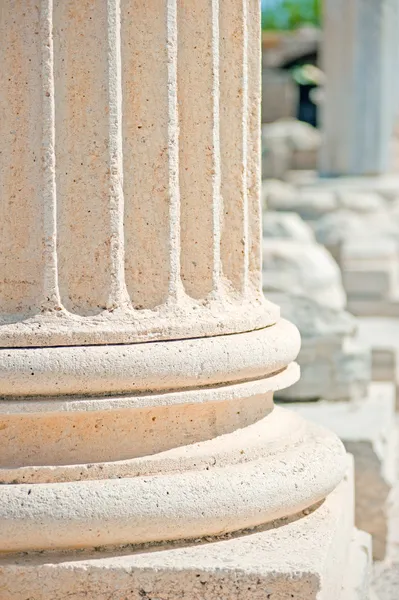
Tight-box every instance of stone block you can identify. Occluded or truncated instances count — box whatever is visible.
[270,293,371,402]
[314,210,364,252]
[262,142,291,180]
[261,178,297,211]
[261,69,298,124]
[0,457,366,600]
[263,243,346,311]
[343,270,395,300]
[340,529,372,600]
[347,296,399,319]
[288,383,397,560]
[287,173,399,202]
[356,317,399,408]
[262,211,315,243]
[291,148,318,171]
[262,118,321,152]
[371,348,397,382]
[279,339,371,402]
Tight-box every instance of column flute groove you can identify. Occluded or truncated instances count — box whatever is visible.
[106,0,129,311]
[211,0,222,293]
[40,0,62,312]
[241,0,250,295]
[0,0,278,346]
[166,0,182,302]
[0,3,365,598]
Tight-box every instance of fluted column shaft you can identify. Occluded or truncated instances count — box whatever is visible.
[0,2,349,572]
[0,0,276,348]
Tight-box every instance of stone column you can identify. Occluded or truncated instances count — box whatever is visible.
[320,0,399,176]
[0,2,369,598]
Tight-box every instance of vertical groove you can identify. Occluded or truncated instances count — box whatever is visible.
[107,0,128,309]
[55,0,115,315]
[0,1,44,316]
[247,0,262,292]
[242,0,249,294]
[123,0,175,309]
[166,0,181,301]
[41,0,61,310]
[178,0,215,299]
[211,0,222,291]
[219,0,249,294]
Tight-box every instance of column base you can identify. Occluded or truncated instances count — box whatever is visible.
[0,456,371,600]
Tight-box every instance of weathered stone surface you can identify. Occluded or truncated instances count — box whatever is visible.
[0,458,365,600]
[263,241,346,310]
[0,1,367,597]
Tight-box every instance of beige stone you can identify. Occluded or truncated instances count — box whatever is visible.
[0,1,368,598]
[0,457,371,600]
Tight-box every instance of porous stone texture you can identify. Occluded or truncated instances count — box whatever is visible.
[262,240,346,311]
[0,458,371,600]
[0,1,369,598]
[288,383,397,560]
[270,292,371,402]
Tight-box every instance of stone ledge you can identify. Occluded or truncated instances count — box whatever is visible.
[0,457,366,600]
[288,383,397,560]
[0,407,347,553]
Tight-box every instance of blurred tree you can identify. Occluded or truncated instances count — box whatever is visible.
[261,0,321,31]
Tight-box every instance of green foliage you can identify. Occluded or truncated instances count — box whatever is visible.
[261,0,322,31]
